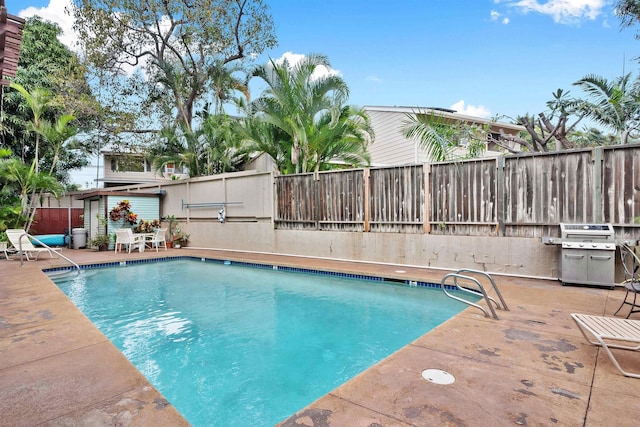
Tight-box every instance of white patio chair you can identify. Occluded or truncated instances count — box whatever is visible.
[147,227,167,252]
[114,229,145,254]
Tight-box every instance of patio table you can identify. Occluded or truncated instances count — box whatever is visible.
[134,233,154,252]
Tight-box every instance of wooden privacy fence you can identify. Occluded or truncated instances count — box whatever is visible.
[275,144,640,238]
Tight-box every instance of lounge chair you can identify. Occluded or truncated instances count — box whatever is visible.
[146,227,167,252]
[571,313,640,378]
[5,229,62,261]
[114,228,145,254]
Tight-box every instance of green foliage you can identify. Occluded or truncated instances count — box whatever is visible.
[0,151,64,231]
[149,113,248,178]
[242,53,372,174]
[71,0,277,129]
[573,73,640,144]
[3,17,93,181]
[401,111,490,162]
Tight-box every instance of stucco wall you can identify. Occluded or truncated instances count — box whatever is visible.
[184,220,561,280]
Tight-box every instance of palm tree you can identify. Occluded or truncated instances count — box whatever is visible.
[149,124,204,177]
[0,154,63,231]
[306,105,372,173]
[149,114,248,178]
[401,112,463,162]
[208,60,250,116]
[37,113,79,175]
[198,113,249,174]
[573,73,640,144]
[247,53,371,173]
[10,83,54,173]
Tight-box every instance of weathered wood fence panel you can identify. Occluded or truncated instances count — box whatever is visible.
[275,173,317,229]
[430,159,496,230]
[318,169,365,231]
[369,165,424,233]
[603,146,640,235]
[274,144,640,239]
[503,150,596,226]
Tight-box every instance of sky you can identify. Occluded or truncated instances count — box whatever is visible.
[12,0,640,120]
[9,0,640,186]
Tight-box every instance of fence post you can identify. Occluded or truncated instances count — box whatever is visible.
[423,163,431,234]
[496,156,505,236]
[363,168,370,232]
[314,171,320,230]
[592,147,604,224]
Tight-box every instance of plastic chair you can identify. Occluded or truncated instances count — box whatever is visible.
[614,245,640,318]
[114,229,145,254]
[147,227,167,252]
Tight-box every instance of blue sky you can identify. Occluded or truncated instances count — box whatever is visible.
[12,0,639,121]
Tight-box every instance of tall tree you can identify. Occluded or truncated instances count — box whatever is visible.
[573,73,640,144]
[71,0,277,130]
[616,0,640,38]
[489,89,587,153]
[2,16,94,181]
[247,54,372,174]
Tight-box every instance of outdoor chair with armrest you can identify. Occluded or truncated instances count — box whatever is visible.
[614,245,640,319]
[147,227,167,252]
[114,228,145,254]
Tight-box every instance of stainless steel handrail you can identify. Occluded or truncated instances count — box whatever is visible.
[440,269,508,320]
[17,232,80,274]
[455,268,509,312]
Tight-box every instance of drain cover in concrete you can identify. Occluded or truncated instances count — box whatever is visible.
[422,369,455,384]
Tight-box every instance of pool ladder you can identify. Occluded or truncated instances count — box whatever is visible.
[440,269,509,319]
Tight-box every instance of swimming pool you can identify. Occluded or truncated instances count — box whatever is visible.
[53,258,469,426]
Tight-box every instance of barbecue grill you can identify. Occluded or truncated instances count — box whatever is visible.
[558,223,616,288]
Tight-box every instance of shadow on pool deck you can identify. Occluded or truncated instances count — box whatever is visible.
[1,247,639,426]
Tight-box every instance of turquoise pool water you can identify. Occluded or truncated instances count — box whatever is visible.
[53,259,468,426]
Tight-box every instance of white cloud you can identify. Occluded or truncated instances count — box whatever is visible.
[450,100,491,118]
[508,0,606,24]
[275,52,342,81]
[366,75,383,83]
[18,0,78,50]
[490,9,510,24]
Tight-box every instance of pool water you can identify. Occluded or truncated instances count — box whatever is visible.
[54,259,468,426]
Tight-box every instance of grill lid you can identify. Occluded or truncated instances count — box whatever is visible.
[560,223,614,241]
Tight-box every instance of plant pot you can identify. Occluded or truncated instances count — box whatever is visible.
[166,241,173,248]
[98,244,108,251]
[174,244,181,249]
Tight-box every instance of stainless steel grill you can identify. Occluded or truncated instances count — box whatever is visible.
[558,223,615,288]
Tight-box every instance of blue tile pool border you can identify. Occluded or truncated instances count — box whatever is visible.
[43,255,453,290]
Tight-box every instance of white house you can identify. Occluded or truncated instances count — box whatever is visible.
[364,106,526,166]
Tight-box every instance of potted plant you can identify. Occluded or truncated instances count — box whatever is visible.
[174,231,190,248]
[91,233,112,251]
[165,215,177,248]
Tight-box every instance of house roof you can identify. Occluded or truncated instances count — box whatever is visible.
[75,190,164,200]
[364,105,526,133]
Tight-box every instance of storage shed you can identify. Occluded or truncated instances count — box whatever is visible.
[75,190,163,248]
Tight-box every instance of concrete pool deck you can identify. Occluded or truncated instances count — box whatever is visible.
[1,247,639,426]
